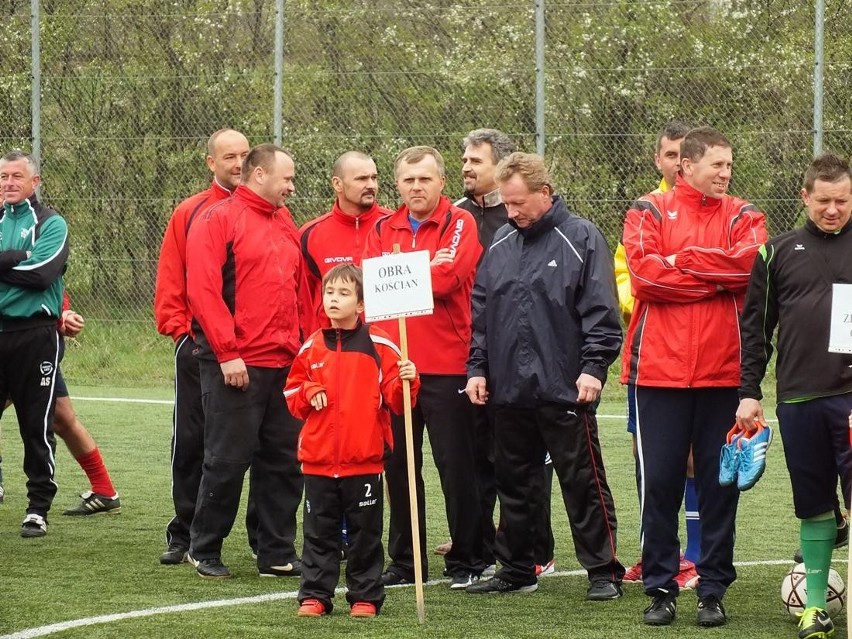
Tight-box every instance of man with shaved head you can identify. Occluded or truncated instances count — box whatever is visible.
[154,128,250,565]
[299,151,392,325]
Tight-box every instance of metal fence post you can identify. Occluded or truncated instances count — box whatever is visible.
[535,0,545,156]
[274,0,284,145]
[31,0,41,170]
[813,0,824,156]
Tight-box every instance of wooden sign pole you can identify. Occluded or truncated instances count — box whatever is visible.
[392,243,426,624]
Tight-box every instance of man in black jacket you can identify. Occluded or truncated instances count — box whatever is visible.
[464,152,624,599]
[736,153,852,639]
[450,129,557,577]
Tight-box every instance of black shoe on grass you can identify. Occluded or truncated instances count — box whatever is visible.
[466,576,538,594]
[63,491,121,516]
[159,544,189,565]
[643,592,677,626]
[697,594,727,627]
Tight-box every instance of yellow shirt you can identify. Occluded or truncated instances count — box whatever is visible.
[615,177,669,324]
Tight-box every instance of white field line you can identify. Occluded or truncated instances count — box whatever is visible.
[0,560,836,639]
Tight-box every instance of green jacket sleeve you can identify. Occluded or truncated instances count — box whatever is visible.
[0,215,69,290]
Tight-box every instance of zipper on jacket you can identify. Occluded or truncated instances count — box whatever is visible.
[334,328,343,477]
[355,216,361,257]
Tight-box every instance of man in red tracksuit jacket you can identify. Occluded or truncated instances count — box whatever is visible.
[363,146,485,589]
[299,151,392,325]
[153,128,251,565]
[621,127,767,627]
[285,263,420,618]
[185,143,311,580]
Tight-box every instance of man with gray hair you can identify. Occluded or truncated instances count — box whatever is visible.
[448,129,556,577]
[0,151,69,538]
[465,152,624,598]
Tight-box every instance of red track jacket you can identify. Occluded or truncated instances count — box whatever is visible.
[285,322,420,477]
[299,200,391,324]
[154,179,231,341]
[362,195,481,375]
[186,185,312,367]
[620,176,767,387]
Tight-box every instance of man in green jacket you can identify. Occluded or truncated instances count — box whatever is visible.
[0,151,69,538]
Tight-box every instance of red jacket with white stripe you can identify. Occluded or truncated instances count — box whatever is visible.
[186,185,313,367]
[620,176,767,387]
[285,322,420,477]
[299,200,392,324]
[154,179,232,341]
[362,196,482,375]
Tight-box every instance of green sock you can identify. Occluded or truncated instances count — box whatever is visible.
[800,513,836,610]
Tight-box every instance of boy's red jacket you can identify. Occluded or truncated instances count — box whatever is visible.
[284,322,420,477]
[620,176,767,387]
[186,185,314,367]
[362,196,481,375]
[154,179,232,341]
[299,200,391,324]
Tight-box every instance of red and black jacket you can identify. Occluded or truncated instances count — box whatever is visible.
[284,322,420,477]
[154,179,231,341]
[362,196,482,375]
[186,184,313,367]
[299,200,391,324]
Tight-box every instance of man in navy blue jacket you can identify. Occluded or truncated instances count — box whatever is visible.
[464,152,624,599]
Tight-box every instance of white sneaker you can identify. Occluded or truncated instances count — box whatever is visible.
[482,564,497,578]
[21,513,47,538]
[536,559,556,576]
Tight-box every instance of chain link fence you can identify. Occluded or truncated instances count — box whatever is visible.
[1,0,850,323]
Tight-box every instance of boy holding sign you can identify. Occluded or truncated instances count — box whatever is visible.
[285,264,419,618]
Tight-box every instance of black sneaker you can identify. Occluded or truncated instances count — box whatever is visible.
[697,594,727,627]
[450,573,480,590]
[643,591,677,626]
[381,570,412,586]
[259,560,302,577]
[586,579,623,601]
[63,491,121,516]
[466,576,538,594]
[21,513,48,538]
[159,543,189,565]
[194,557,232,579]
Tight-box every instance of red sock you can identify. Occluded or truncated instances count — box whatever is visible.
[76,448,117,498]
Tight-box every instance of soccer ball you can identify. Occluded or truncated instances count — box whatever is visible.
[781,563,846,618]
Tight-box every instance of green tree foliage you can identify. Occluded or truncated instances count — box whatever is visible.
[0,0,849,318]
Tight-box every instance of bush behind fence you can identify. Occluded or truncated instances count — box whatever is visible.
[1,0,850,321]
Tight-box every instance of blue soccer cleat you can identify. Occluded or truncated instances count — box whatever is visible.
[737,422,772,491]
[719,425,743,487]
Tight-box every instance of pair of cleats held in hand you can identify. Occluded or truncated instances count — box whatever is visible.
[719,420,772,491]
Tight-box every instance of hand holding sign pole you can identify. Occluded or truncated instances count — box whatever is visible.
[362,244,433,624]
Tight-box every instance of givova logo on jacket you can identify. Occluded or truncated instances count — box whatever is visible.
[39,361,53,387]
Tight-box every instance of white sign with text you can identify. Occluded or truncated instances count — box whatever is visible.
[363,250,434,322]
[828,283,852,354]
